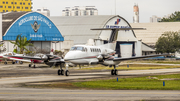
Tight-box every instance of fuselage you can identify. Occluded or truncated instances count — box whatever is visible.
[64,45,119,66]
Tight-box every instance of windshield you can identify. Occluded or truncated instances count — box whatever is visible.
[70,46,85,51]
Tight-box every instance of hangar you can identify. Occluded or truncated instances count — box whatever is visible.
[131,22,180,46]
[0,12,64,53]
[50,15,155,57]
[0,12,154,56]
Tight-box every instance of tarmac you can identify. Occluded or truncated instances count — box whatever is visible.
[0,63,180,101]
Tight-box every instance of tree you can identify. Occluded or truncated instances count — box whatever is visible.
[160,11,180,22]
[155,31,180,53]
[9,34,33,54]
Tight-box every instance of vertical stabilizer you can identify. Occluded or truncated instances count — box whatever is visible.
[91,28,146,51]
[108,29,119,43]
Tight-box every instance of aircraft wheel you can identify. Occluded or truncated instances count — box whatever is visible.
[65,70,70,76]
[12,62,15,64]
[111,69,114,75]
[29,64,31,67]
[33,65,36,68]
[4,62,7,65]
[61,70,64,75]
[58,69,61,75]
[114,69,118,75]
[20,61,23,64]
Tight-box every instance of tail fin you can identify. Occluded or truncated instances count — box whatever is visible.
[91,28,146,51]
[91,28,146,43]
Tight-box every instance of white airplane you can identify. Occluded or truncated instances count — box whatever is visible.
[61,28,168,76]
[0,52,24,64]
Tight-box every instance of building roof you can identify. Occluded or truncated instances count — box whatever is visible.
[2,12,28,35]
[2,12,64,41]
[50,15,136,44]
[130,22,180,46]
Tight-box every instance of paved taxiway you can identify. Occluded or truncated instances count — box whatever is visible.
[0,68,180,85]
[0,88,180,101]
[0,64,180,101]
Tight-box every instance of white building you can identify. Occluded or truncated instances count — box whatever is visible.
[133,4,139,23]
[36,8,50,17]
[131,22,180,46]
[150,15,161,23]
[62,6,98,16]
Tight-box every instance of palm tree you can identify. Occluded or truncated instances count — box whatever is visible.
[9,34,33,54]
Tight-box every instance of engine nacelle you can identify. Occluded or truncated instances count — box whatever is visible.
[97,55,103,61]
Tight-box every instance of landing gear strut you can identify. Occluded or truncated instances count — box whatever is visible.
[111,65,118,75]
[58,64,65,76]
[4,61,7,65]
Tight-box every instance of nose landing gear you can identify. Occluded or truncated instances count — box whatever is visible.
[57,63,69,76]
[111,65,118,75]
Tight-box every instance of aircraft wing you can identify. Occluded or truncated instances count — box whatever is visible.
[48,59,65,63]
[4,55,43,60]
[113,54,168,61]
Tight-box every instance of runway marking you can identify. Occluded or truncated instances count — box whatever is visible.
[0,92,180,95]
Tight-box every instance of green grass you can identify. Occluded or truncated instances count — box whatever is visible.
[23,74,180,90]
[72,74,180,90]
[79,64,180,70]
[126,60,180,64]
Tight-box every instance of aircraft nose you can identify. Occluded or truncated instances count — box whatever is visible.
[64,52,72,61]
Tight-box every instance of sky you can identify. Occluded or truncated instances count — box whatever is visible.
[32,0,180,23]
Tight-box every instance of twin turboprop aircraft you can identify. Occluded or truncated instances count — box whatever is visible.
[62,28,168,76]
[5,28,167,76]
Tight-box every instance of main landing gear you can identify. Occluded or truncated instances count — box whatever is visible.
[4,61,7,65]
[57,63,70,76]
[111,65,118,75]
[29,64,36,68]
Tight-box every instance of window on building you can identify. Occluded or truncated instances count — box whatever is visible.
[25,7,28,9]
[90,10,94,15]
[5,6,6,8]
[6,10,8,12]
[25,0,28,1]
[6,2,8,4]
[11,2,13,4]
[17,6,20,9]
[22,7,23,9]
[3,2,5,4]
[23,3,25,5]
[20,2,22,5]
[0,6,3,8]
[15,2,17,4]
[28,3,30,5]
[84,11,86,15]
[8,6,11,8]
[65,12,69,16]
[3,10,5,12]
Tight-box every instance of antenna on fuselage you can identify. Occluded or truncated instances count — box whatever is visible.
[91,28,146,43]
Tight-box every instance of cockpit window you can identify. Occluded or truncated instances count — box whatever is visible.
[70,47,76,51]
[70,46,85,51]
[76,47,84,51]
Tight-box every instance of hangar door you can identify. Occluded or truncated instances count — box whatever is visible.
[32,41,51,53]
[120,44,132,58]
